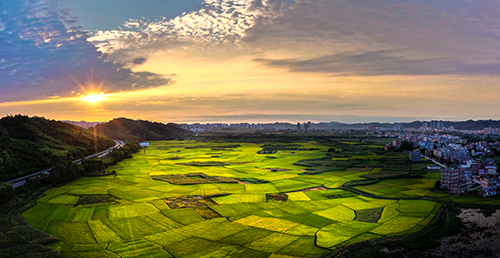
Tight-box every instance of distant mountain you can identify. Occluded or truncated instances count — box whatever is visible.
[62,120,104,128]
[0,115,115,181]
[259,119,500,130]
[94,118,192,141]
[442,120,500,130]
[397,120,500,130]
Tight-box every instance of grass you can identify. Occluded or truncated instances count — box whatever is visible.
[212,194,266,204]
[72,208,95,221]
[108,239,171,258]
[275,237,328,257]
[161,208,205,225]
[101,216,174,241]
[245,233,300,253]
[45,221,96,244]
[316,230,352,248]
[46,206,79,221]
[313,205,356,222]
[378,203,400,223]
[87,220,123,243]
[19,139,461,257]
[220,227,274,245]
[46,194,80,205]
[108,203,159,218]
[198,221,248,241]
[234,215,301,232]
[371,216,425,235]
[284,213,336,228]
[285,192,311,201]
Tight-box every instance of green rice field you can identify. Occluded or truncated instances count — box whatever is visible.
[22,140,443,257]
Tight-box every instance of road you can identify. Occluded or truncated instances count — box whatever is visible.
[6,140,125,188]
[423,156,446,167]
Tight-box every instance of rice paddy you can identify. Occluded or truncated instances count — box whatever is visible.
[23,140,443,257]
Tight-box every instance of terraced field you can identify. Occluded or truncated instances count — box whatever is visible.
[23,140,442,257]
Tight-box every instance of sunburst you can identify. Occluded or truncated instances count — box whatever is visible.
[81,92,108,103]
[67,68,110,104]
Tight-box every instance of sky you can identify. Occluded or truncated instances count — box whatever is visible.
[1,0,500,124]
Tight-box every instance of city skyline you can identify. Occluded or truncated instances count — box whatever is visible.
[2,1,500,123]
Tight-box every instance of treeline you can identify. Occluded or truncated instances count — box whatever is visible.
[0,115,115,181]
[94,117,192,141]
[0,141,140,204]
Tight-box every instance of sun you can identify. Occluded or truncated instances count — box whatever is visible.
[81,92,107,103]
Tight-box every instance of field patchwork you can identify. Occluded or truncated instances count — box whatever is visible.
[21,140,441,257]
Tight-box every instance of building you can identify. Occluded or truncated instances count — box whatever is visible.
[410,150,422,161]
[485,165,498,176]
[427,165,441,170]
[430,120,444,131]
[297,123,301,130]
[479,178,500,197]
[425,141,434,151]
[422,122,428,131]
[441,167,459,190]
[393,123,402,131]
[441,167,472,194]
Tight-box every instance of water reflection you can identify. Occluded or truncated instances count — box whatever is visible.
[431,209,500,258]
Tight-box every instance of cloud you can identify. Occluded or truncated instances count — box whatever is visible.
[132,57,147,65]
[0,0,171,103]
[254,50,500,76]
[86,0,500,77]
[88,0,291,62]
[245,0,500,75]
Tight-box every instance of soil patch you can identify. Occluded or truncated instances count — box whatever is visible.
[163,194,227,219]
[75,194,118,206]
[164,157,183,160]
[234,178,270,184]
[266,193,288,202]
[175,161,248,166]
[287,186,331,193]
[152,173,238,185]
[262,168,292,172]
[355,207,384,223]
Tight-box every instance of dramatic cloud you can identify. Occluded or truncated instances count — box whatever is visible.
[246,0,500,75]
[0,0,171,102]
[3,0,500,123]
[90,0,500,76]
[88,0,292,62]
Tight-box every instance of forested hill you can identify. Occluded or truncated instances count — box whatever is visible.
[0,115,115,181]
[94,118,192,141]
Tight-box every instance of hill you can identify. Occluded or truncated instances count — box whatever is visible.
[94,117,192,141]
[62,120,104,128]
[0,115,115,182]
[398,120,500,130]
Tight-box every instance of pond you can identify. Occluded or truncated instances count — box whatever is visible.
[430,209,500,258]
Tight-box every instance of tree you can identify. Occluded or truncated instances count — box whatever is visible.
[81,158,105,174]
[434,180,441,189]
[397,141,414,152]
[48,160,82,185]
[0,182,15,204]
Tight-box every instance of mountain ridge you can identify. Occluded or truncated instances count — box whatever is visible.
[0,115,115,181]
[93,117,192,141]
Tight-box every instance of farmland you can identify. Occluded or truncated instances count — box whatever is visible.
[22,139,445,257]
